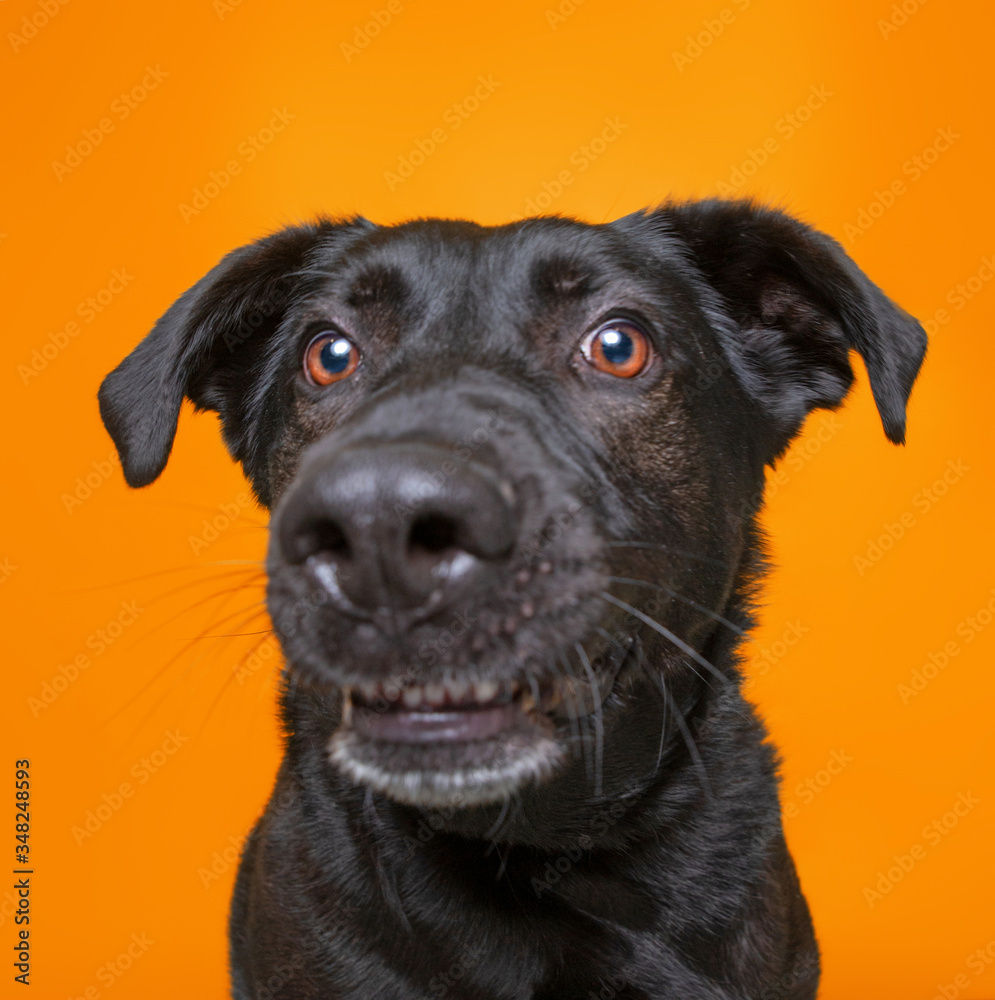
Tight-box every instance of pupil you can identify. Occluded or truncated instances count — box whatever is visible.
[600,328,633,365]
[320,338,352,373]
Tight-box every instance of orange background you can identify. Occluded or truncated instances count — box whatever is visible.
[2,0,993,997]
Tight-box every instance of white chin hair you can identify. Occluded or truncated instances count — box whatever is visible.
[327,731,566,808]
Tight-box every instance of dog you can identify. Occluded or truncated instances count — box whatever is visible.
[99,199,926,999]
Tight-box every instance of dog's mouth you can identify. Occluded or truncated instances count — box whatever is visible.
[347,678,537,744]
[327,642,633,808]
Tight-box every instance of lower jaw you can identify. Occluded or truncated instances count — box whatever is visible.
[328,725,565,808]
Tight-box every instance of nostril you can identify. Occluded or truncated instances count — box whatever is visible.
[408,513,460,556]
[294,518,350,565]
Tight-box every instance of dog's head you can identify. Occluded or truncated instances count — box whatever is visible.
[99,201,926,815]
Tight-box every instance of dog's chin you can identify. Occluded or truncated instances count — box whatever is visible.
[324,660,625,808]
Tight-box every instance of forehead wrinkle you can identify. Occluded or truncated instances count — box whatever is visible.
[434,230,626,358]
[344,264,410,310]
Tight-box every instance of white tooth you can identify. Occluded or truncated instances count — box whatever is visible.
[402,686,423,709]
[360,682,378,703]
[474,680,499,703]
[447,680,469,703]
[424,683,446,706]
[383,680,402,701]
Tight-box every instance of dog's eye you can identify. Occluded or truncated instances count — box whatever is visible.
[581,321,651,378]
[304,332,360,386]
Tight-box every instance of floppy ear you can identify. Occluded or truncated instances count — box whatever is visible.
[98,218,372,491]
[658,199,927,456]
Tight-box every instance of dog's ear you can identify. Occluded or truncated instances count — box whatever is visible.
[99,218,371,490]
[656,199,927,456]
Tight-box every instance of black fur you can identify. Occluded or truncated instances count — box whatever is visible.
[99,200,926,999]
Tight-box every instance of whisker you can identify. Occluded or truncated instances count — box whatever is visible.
[232,633,284,692]
[120,613,270,750]
[594,626,629,656]
[167,598,269,642]
[110,570,267,653]
[115,598,266,753]
[196,659,246,737]
[55,562,265,597]
[554,652,588,781]
[662,673,713,800]
[494,831,516,882]
[286,665,301,708]
[157,500,269,527]
[362,789,411,932]
[575,642,604,799]
[99,598,269,731]
[598,592,729,689]
[606,577,745,636]
[114,649,212,754]
[560,651,595,786]
[484,794,512,845]
[193,626,273,639]
[527,668,541,710]
[655,672,669,772]
[606,540,726,567]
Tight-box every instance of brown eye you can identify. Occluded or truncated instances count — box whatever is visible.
[581,321,651,378]
[304,332,360,386]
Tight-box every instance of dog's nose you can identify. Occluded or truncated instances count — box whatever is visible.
[277,443,517,613]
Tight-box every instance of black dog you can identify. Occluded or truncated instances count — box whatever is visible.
[99,200,926,999]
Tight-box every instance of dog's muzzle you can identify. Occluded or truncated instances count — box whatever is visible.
[270,435,622,807]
